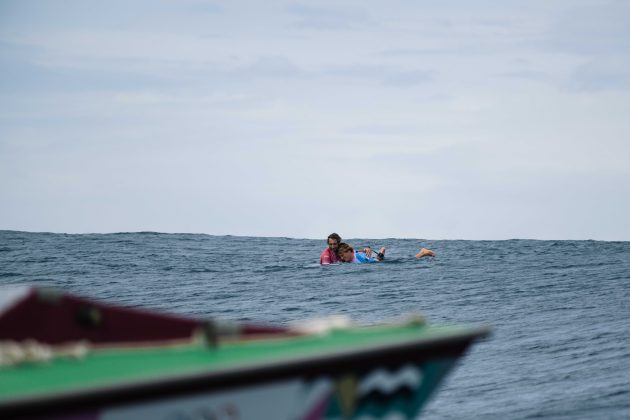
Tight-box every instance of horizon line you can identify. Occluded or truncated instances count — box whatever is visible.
[1,229,626,243]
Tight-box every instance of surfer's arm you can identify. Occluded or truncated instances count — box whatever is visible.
[415,248,436,258]
[361,247,386,261]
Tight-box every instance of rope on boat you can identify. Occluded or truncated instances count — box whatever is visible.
[0,340,89,367]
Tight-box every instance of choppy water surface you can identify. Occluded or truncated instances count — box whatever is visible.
[1,231,629,419]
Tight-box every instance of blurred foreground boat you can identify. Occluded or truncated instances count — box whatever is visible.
[0,287,489,419]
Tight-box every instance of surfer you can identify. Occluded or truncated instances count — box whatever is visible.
[337,242,435,264]
[337,243,385,263]
[320,233,342,265]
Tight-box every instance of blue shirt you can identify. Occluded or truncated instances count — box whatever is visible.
[354,251,378,263]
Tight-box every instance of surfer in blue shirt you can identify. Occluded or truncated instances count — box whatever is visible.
[337,243,385,263]
[337,242,435,263]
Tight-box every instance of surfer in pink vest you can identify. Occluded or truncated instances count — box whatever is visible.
[320,233,342,265]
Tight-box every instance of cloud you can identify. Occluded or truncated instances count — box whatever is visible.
[230,56,307,81]
[286,4,371,30]
[542,1,630,56]
[567,56,630,92]
[321,65,435,90]
[498,70,553,83]
[381,70,433,87]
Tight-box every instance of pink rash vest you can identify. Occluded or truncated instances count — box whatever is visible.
[320,248,340,265]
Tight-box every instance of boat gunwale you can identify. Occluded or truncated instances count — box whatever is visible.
[0,325,490,418]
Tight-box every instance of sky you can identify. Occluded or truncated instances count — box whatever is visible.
[1,0,629,240]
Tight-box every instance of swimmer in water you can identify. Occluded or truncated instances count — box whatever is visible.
[337,243,435,263]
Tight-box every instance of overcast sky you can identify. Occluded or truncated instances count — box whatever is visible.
[1,0,629,240]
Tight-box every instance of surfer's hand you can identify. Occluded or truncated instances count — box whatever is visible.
[363,247,373,257]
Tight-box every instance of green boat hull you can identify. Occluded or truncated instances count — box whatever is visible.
[0,288,489,419]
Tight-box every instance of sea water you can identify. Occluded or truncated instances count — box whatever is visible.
[1,230,629,419]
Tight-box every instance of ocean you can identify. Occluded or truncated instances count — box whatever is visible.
[1,230,629,419]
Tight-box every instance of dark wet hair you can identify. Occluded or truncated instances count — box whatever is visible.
[327,233,341,243]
